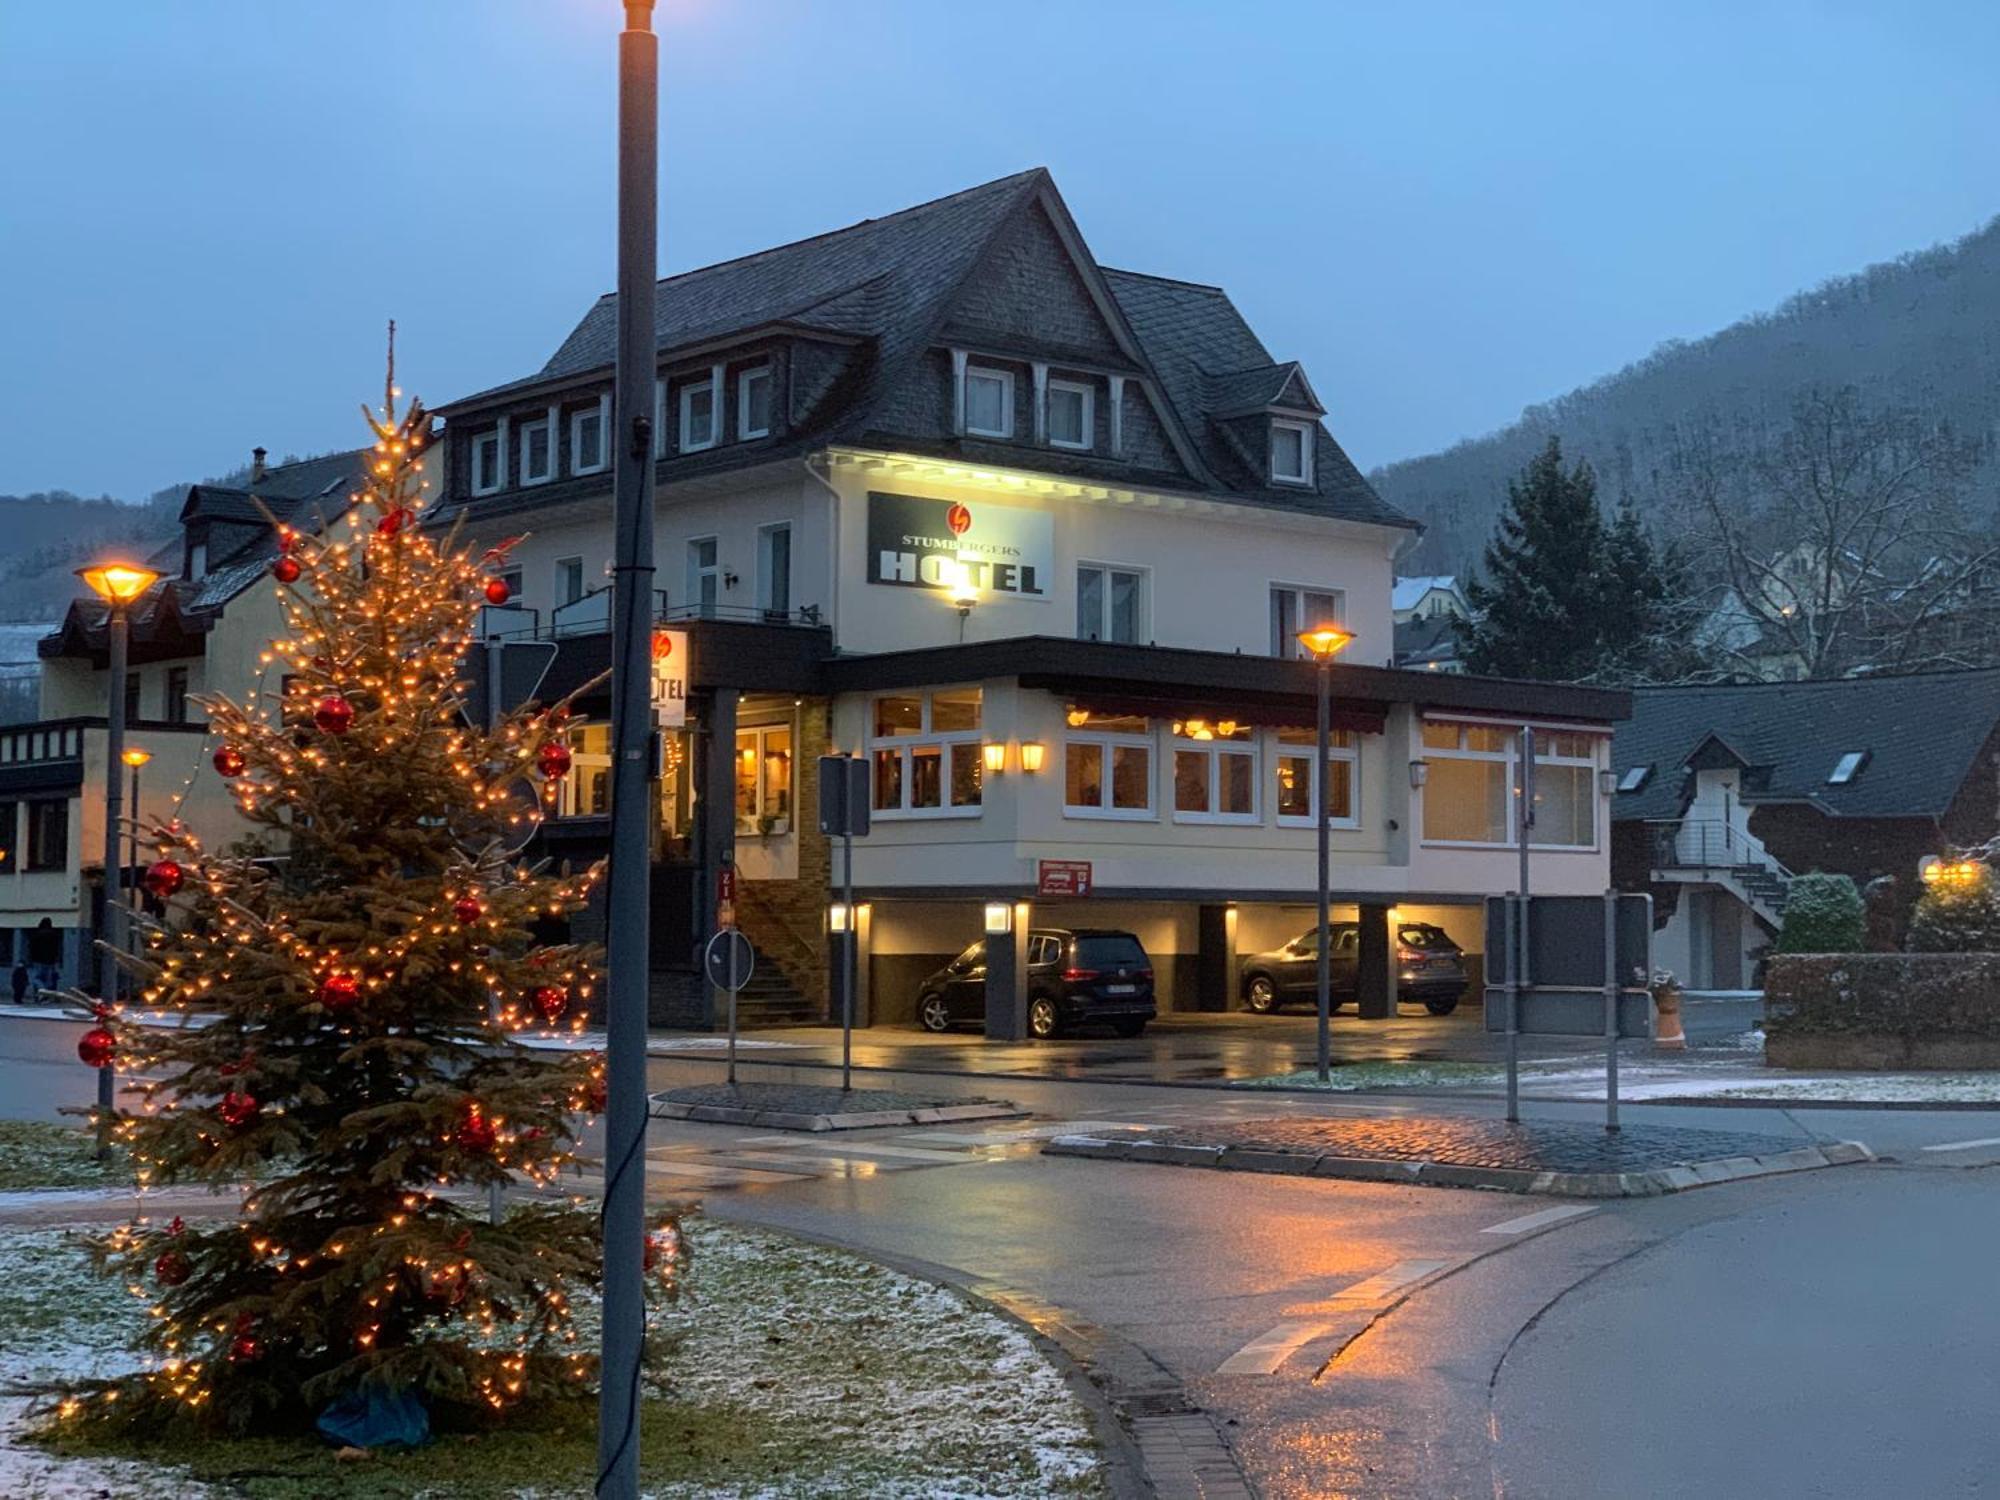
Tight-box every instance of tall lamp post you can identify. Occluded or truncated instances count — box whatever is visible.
[1296,624,1354,1084]
[77,562,161,1157]
[121,749,152,932]
[599,4,658,1498]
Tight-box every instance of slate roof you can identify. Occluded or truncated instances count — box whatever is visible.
[443,169,1413,531]
[1610,670,2000,821]
[1393,612,1462,669]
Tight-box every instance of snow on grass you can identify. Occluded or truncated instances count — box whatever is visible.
[1236,1060,1504,1091]
[0,1122,128,1193]
[0,1218,1103,1499]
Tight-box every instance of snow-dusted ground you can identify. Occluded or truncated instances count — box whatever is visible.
[0,1216,1100,1499]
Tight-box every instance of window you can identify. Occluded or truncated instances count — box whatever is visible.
[123,673,141,724]
[1271,419,1313,485]
[556,723,612,818]
[735,724,794,834]
[1275,726,1358,827]
[1419,721,1598,848]
[1617,765,1652,794]
[165,666,190,725]
[555,556,586,607]
[571,401,607,475]
[1048,379,1092,450]
[1063,710,1153,818]
[1270,586,1346,658]
[519,416,554,485]
[679,377,717,452]
[686,537,719,616]
[493,565,523,604]
[965,367,1014,439]
[470,429,503,495]
[1170,719,1257,823]
[0,803,15,872]
[757,524,792,620]
[739,366,773,440]
[1077,564,1146,643]
[869,689,983,816]
[1828,751,1868,785]
[25,799,66,871]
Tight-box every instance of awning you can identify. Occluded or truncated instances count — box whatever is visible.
[1063,692,1388,736]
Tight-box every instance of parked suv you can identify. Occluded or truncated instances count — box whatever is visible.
[1239,921,1468,1016]
[916,928,1156,1038]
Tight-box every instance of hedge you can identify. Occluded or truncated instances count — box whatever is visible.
[1765,952,2000,1069]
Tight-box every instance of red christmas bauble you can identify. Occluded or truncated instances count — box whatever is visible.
[454,1103,497,1153]
[272,556,301,585]
[452,896,484,926]
[484,577,511,605]
[153,1248,191,1287]
[228,1315,260,1363]
[536,741,572,780]
[212,745,247,778]
[142,859,185,899]
[532,985,569,1024]
[218,1090,260,1128]
[318,973,361,1011]
[313,694,355,735]
[76,1026,116,1069]
[376,507,411,536]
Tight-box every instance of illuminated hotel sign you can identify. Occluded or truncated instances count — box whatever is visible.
[866,492,1052,601]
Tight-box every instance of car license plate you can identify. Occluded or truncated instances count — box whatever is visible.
[1106,983,1136,995]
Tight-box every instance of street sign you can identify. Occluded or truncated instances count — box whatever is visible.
[703,928,755,992]
[1037,859,1093,897]
[818,754,871,837]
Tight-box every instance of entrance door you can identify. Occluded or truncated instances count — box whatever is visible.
[1706,892,1744,990]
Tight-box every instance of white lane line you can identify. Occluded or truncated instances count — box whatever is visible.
[1217,1320,1328,1376]
[645,1159,804,1186]
[1328,1259,1451,1305]
[1919,1137,2000,1153]
[1482,1204,1598,1236]
[910,1121,1150,1147]
[786,1140,971,1163]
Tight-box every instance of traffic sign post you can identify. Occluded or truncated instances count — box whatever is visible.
[704,928,755,1085]
[819,755,871,1091]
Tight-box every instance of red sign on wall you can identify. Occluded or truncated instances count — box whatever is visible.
[1037,860,1093,898]
[717,867,736,905]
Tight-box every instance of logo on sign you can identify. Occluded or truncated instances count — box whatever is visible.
[1038,860,1093,898]
[866,492,1053,602]
[946,503,972,536]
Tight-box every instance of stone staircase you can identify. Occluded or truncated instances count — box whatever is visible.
[729,880,828,1028]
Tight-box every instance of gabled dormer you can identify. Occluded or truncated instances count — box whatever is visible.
[1203,360,1326,490]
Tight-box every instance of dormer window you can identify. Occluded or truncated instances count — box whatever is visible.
[519,415,554,485]
[965,366,1014,439]
[1048,379,1093,451]
[680,377,717,452]
[470,429,503,496]
[1270,419,1313,486]
[739,366,773,440]
[571,398,608,476]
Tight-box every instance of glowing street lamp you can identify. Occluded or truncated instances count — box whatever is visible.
[1296,622,1355,1083]
[121,749,152,928]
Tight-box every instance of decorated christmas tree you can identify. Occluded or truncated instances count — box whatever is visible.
[60,364,679,1439]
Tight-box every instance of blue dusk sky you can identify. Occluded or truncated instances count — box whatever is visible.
[4,1,1998,499]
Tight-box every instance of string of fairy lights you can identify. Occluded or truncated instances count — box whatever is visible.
[57,374,684,1428]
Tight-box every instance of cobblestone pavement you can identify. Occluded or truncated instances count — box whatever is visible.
[1143,1115,1801,1172]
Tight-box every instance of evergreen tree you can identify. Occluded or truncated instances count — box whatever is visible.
[61,377,681,1438]
[1459,437,1609,679]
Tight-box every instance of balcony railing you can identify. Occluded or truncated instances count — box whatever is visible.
[478,588,822,642]
[1645,818,1795,884]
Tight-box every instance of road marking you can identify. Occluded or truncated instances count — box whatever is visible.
[644,1159,803,1186]
[1328,1259,1451,1305]
[1217,1320,1328,1376]
[786,1140,970,1163]
[1919,1137,2000,1153]
[912,1121,1150,1147]
[1481,1204,1598,1236]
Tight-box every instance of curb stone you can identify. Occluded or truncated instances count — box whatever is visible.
[1043,1133,1876,1198]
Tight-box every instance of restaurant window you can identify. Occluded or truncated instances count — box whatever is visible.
[1063,709,1152,818]
[556,722,613,818]
[25,799,67,872]
[1529,729,1597,849]
[869,689,982,816]
[1420,721,1597,848]
[0,802,16,872]
[1170,718,1257,824]
[1275,725,1357,828]
[735,724,794,835]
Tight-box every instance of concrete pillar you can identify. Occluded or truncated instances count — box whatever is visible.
[1357,901,1395,1020]
[827,902,874,1029]
[1195,903,1236,1012]
[983,900,1030,1041]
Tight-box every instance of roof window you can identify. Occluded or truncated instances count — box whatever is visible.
[1616,765,1652,793]
[1828,750,1868,785]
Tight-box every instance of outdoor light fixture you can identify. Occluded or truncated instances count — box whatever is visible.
[829,902,852,934]
[983,901,1012,935]
[982,742,1007,775]
[1019,741,1046,773]
[1409,760,1430,788]
[1065,708,1089,728]
[1296,621,1355,1085]
[1920,855,1942,884]
[1295,624,1355,661]
[121,748,152,769]
[1598,768,1620,797]
[77,562,162,606]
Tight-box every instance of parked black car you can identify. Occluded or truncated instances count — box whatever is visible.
[1239,921,1468,1016]
[916,927,1156,1038]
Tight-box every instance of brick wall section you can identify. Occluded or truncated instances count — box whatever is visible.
[733,699,834,1017]
[1746,805,1946,888]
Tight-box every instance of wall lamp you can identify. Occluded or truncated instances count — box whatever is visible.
[983,901,1013,935]
[1409,760,1430,788]
[1019,741,1046,774]
[982,742,1007,775]
[1598,768,1620,797]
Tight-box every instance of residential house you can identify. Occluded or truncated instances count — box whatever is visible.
[1610,670,2000,988]
[434,168,1630,1027]
[1392,575,1468,673]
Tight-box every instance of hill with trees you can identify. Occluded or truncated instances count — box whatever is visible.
[1374,214,2000,575]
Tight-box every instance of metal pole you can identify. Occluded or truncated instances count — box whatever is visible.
[597,3,656,1496]
[96,606,127,1159]
[127,760,142,929]
[1604,889,1620,1132]
[1508,725,1534,1124]
[842,828,856,1092]
[1314,656,1332,1084]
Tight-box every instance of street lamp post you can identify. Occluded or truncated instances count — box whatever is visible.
[1296,624,1354,1084]
[77,563,161,1158]
[598,4,657,1498]
[121,749,152,932]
